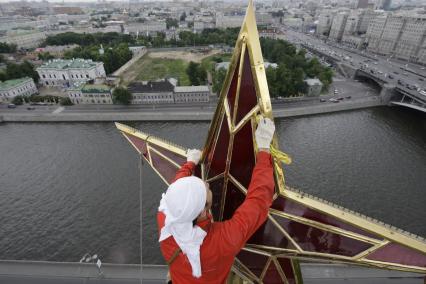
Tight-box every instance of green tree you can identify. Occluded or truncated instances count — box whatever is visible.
[186,61,206,86]
[12,96,24,105]
[60,97,73,106]
[112,87,132,104]
[0,42,17,53]
[166,18,179,29]
[212,68,227,93]
[38,52,54,60]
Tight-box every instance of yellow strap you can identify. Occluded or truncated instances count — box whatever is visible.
[270,145,292,165]
[255,114,292,165]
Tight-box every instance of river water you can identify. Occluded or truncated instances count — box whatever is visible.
[0,107,425,265]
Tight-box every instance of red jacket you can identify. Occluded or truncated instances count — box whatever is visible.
[157,151,274,284]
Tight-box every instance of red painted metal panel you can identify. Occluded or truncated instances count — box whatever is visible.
[274,214,373,257]
[229,121,255,188]
[149,145,186,167]
[247,218,296,250]
[227,57,240,119]
[222,182,246,221]
[149,150,177,184]
[263,261,284,284]
[124,133,148,159]
[236,250,269,278]
[277,257,296,284]
[236,51,258,123]
[272,196,382,240]
[206,115,229,179]
[366,243,426,267]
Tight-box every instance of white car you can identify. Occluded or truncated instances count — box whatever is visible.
[419,90,426,96]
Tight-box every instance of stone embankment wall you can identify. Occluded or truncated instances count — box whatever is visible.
[0,97,384,123]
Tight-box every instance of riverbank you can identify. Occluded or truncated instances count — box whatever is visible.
[0,97,384,123]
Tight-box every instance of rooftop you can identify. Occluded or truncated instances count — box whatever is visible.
[0,77,33,91]
[174,86,209,93]
[81,84,111,93]
[128,80,174,94]
[37,59,100,70]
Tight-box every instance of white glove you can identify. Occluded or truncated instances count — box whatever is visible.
[187,149,202,165]
[255,117,275,150]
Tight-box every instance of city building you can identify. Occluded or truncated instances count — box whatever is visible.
[128,79,175,104]
[37,59,106,88]
[366,13,426,63]
[0,77,37,103]
[304,78,323,97]
[357,0,369,9]
[0,30,46,49]
[316,13,334,37]
[215,12,244,28]
[67,83,112,104]
[393,15,426,62]
[366,13,388,53]
[174,86,210,103]
[329,12,349,42]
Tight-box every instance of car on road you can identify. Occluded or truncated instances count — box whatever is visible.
[320,99,326,102]
[419,78,424,81]
[419,90,426,96]
[27,106,35,110]
[393,71,399,74]
[346,96,352,99]
[388,75,394,79]
[7,103,16,108]
[329,98,339,103]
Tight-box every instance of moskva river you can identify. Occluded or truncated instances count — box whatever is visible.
[0,107,425,264]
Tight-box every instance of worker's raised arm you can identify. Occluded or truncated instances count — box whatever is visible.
[215,117,276,256]
[172,149,202,182]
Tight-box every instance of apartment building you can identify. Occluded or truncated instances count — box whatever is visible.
[0,30,46,49]
[366,13,426,63]
[329,12,349,42]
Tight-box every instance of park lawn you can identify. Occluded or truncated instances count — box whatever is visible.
[201,53,233,72]
[135,55,191,86]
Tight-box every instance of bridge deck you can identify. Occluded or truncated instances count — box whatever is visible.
[391,102,426,113]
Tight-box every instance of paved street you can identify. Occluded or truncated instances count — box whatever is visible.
[284,30,426,100]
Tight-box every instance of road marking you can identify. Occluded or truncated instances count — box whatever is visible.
[52,107,64,114]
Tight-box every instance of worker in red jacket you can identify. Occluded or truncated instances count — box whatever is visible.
[157,117,276,283]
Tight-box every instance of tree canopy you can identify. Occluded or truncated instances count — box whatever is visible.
[112,87,132,104]
[64,43,132,74]
[0,61,39,83]
[186,61,207,86]
[0,42,17,53]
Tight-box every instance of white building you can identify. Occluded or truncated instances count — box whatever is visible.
[67,83,112,104]
[366,13,426,63]
[215,12,244,28]
[0,30,46,49]
[36,59,106,88]
[128,80,175,104]
[317,13,334,37]
[174,86,210,103]
[304,78,323,97]
[329,12,349,42]
[0,77,37,103]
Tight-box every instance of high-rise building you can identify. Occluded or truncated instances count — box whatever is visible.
[357,0,369,9]
[329,12,349,42]
[316,12,334,36]
[366,13,426,64]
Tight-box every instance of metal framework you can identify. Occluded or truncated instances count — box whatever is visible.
[115,1,426,283]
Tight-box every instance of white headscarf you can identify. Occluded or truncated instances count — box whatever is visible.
[158,176,207,278]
